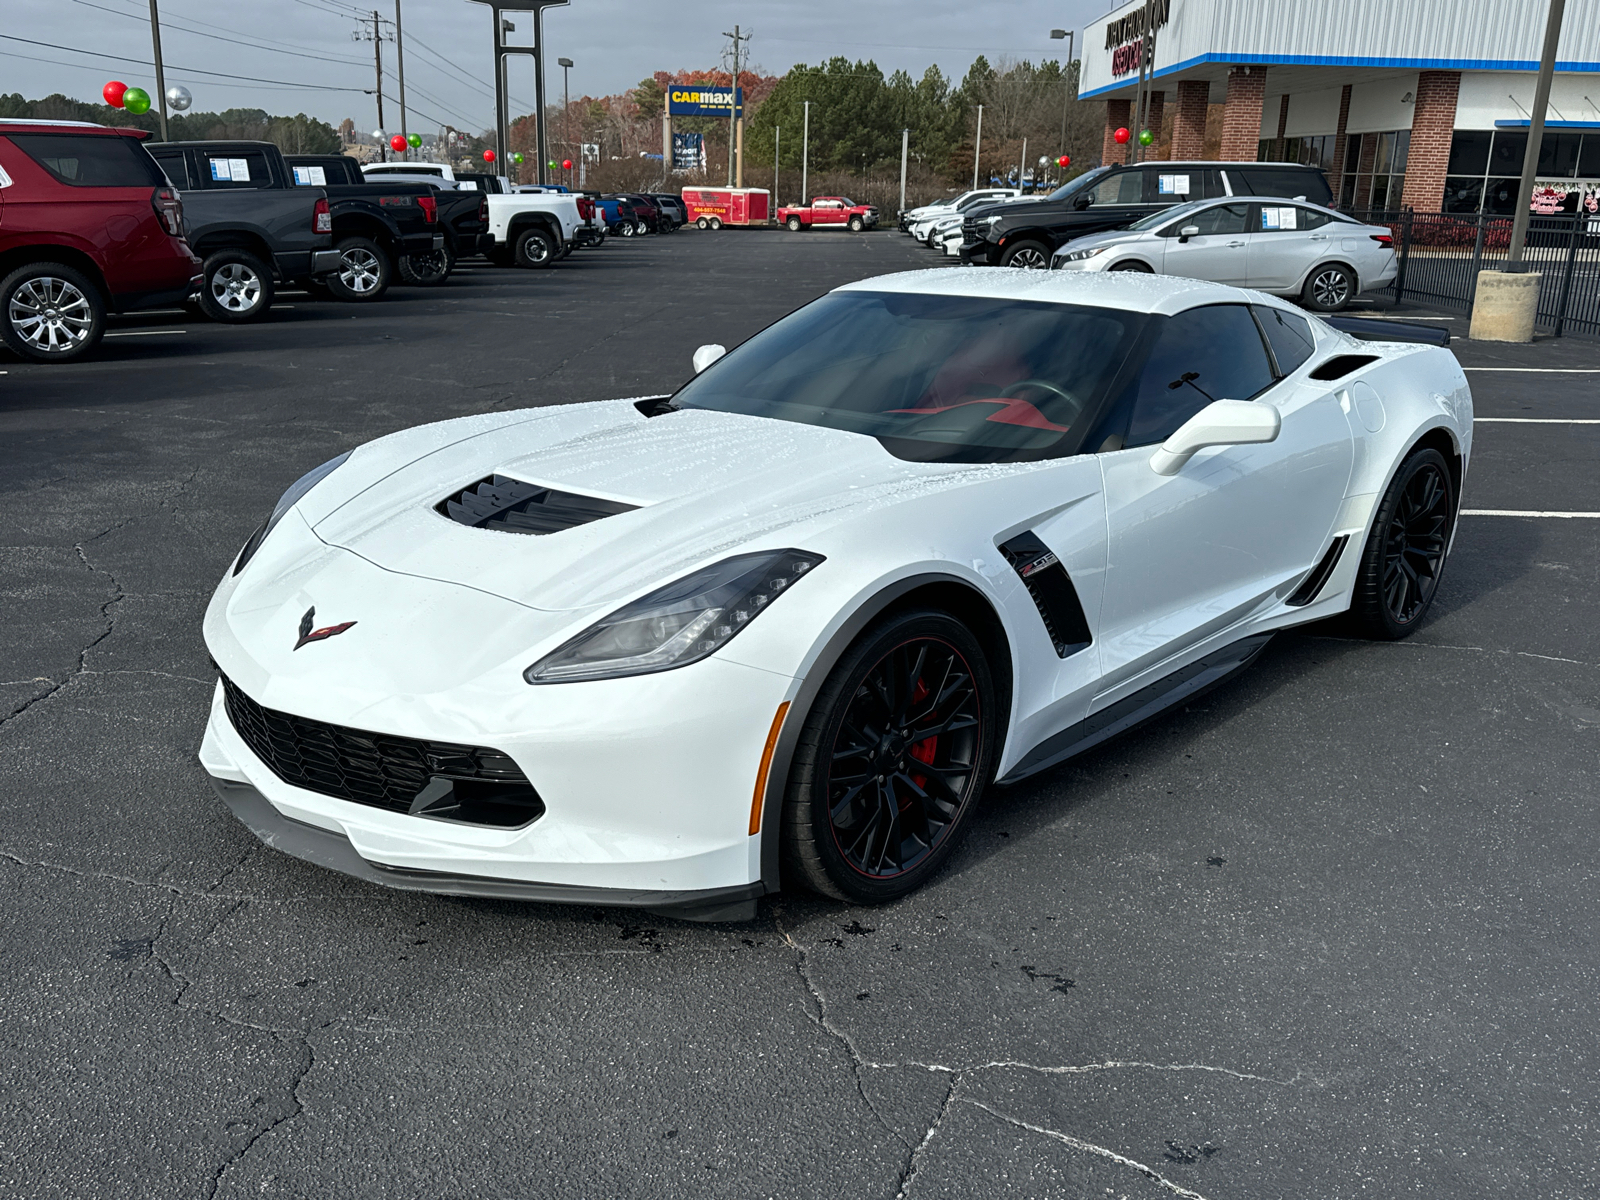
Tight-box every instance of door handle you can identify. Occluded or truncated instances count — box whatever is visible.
[1308,234,1328,241]
[1227,240,1245,247]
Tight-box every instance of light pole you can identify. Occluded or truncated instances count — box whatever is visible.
[774,125,780,201]
[1508,0,1567,269]
[972,104,984,189]
[1050,28,1074,167]
[899,127,908,213]
[394,0,408,158]
[558,56,572,187]
[801,100,810,203]
[147,0,169,140]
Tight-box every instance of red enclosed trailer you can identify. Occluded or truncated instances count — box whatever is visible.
[681,187,770,229]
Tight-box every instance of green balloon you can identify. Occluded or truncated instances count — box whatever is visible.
[1138,128,1154,146]
[512,152,524,164]
[547,160,556,170]
[122,86,151,116]
[407,133,421,148]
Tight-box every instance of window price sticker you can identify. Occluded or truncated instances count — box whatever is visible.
[209,157,252,182]
[292,165,326,186]
[1157,174,1191,195]
[1261,206,1298,230]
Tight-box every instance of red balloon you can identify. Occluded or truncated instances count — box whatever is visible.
[562,158,573,170]
[389,134,407,152]
[1057,154,1071,168]
[1113,127,1130,145]
[483,150,496,163]
[103,80,128,108]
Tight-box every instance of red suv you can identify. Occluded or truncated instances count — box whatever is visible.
[0,120,202,363]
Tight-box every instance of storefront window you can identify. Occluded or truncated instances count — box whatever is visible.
[1343,130,1409,214]
[1443,129,1600,213]
[1447,131,1491,176]
[1258,134,1336,168]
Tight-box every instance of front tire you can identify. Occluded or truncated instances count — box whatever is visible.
[1302,263,1356,312]
[1349,448,1455,639]
[1001,239,1051,269]
[396,245,455,286]
[325,236,391,301]
[848,215,865,232]
[782,610,998,903]
[1,263,106,363]
[198,249,274,322]
[1109,259,1153,272]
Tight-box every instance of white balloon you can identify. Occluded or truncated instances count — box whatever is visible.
[166,84,192,112]
[372,129,385,140]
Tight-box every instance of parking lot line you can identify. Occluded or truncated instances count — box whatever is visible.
[103,329,188,338]
[1461,509,1600,518]
[1474,417,1600,423]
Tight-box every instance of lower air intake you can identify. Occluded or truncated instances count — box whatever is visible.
[438,474,637,534]
[221,674,544,828]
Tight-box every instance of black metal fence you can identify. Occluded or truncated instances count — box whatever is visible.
[1350,209,1600,338]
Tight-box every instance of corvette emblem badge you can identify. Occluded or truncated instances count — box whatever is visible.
[294,606,357,650]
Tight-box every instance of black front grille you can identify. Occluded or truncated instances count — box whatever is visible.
[437,474,637,535]
[221,674,543,826]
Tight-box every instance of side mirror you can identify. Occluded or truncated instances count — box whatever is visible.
[692,344,727,374]
[1073,195,1092,211]
[1149,399,1281,475]
[1178,225,1200,243]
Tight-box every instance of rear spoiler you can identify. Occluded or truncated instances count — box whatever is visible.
[1324,315,1451,346]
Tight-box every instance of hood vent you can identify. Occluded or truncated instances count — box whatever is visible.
[438,474,637,535]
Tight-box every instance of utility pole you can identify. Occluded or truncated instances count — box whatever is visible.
[394,0,407,157]
[899,127,908,213]
[801,100,809,202]
[147,0,169,140]
[1018,136,1027,191]
[1508,0,1567,269]
[972,104,984,189]
[1050,29,1075,166]
[353,12,393,160]
[721,25,749,188]
[775,125,780,201]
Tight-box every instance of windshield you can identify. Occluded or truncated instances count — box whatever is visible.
[1044,166,1111,203]
[1127,199,1208,231]
[673,291,1147,463]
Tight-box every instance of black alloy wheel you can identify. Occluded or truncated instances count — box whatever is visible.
[1350,448,1454,639]
[1,262,107,363]
[1002,240,1051,269]
[325,236,391,301]
[198,249,274,322]
[396,245,454,286]
[783,610,997,903]
[1303,263,1355,312]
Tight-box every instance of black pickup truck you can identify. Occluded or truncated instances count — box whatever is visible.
[284,154,491,286]
[144,140,337,322]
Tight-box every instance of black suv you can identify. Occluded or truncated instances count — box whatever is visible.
[962,161,1332,268]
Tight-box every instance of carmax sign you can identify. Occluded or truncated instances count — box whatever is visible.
[667,87,744,116]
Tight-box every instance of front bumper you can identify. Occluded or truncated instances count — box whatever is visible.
[959,239,998,266]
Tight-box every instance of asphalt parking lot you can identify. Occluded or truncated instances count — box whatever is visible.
[2,229,1597,1199]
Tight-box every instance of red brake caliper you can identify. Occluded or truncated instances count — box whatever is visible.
[906,678,937,799]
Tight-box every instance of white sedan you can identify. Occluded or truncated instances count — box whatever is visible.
[1051,197,1398,312]
[201,271,1471,920]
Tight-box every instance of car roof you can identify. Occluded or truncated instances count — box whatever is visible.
[834,267,1260,316]
[0,119,148,139]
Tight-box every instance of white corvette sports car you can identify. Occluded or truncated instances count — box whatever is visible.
[201,271,1472,920]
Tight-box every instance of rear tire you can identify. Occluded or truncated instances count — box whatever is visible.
[396,245,455,286]
[198,249,274,322]
[781,609,998,904]
[786,216,803,232]
[708,216,723,230]
[1348,448,1455,640]
[325,236,391,301]
[1302,263,1356,312]
[617,222,635,238]
[513,226,558,267]
[1,262,106,363]
[696,217,710,230]
[1000,239,1051,269]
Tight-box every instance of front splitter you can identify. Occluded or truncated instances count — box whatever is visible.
[210,776,766,922]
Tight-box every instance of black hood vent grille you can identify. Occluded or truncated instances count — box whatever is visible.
[437,474,637,534]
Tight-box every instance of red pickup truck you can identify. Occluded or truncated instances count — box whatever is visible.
[0,120,202,363]
[776,196,880,232]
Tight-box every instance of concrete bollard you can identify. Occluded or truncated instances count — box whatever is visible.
[1469,270,1541,342]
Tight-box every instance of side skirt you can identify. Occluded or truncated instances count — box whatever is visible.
[998,633,1275,784]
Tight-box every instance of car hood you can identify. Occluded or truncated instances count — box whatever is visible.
[1054,228,1142,255]
[305,400,960,613]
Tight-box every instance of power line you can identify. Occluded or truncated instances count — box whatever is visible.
[65,0,368,68]
[0,33,370,92]
[0,46,360,95]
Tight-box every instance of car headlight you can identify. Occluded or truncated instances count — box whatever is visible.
[232,451,351,576]
[1058,246,1108,263]
[984,214,1004,225]
[525,548,825,684]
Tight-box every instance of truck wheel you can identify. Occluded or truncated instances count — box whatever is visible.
[326,236,391,301]
[198,249,275,322]
[708,216,723,231]
[848,215,865,232]
[396,245,454,287]
[634,221,649,236]
[514,226,558,267]
[786,216,803,232]
[617,222,634,238]
[696,217,710,230]
[1,262,106,363]
[1000,240,1051,269]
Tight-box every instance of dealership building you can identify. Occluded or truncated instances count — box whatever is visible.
[1077,0,1600,214]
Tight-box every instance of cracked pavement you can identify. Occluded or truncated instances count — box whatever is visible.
[2,232,1597,1198]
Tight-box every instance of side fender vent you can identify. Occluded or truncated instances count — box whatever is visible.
[437,474,638,534]
[1286,535,1349,607]
[1309,354,1378,381]
[998,532,1093,658]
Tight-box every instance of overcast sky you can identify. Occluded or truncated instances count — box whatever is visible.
[8,0,1112,133]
